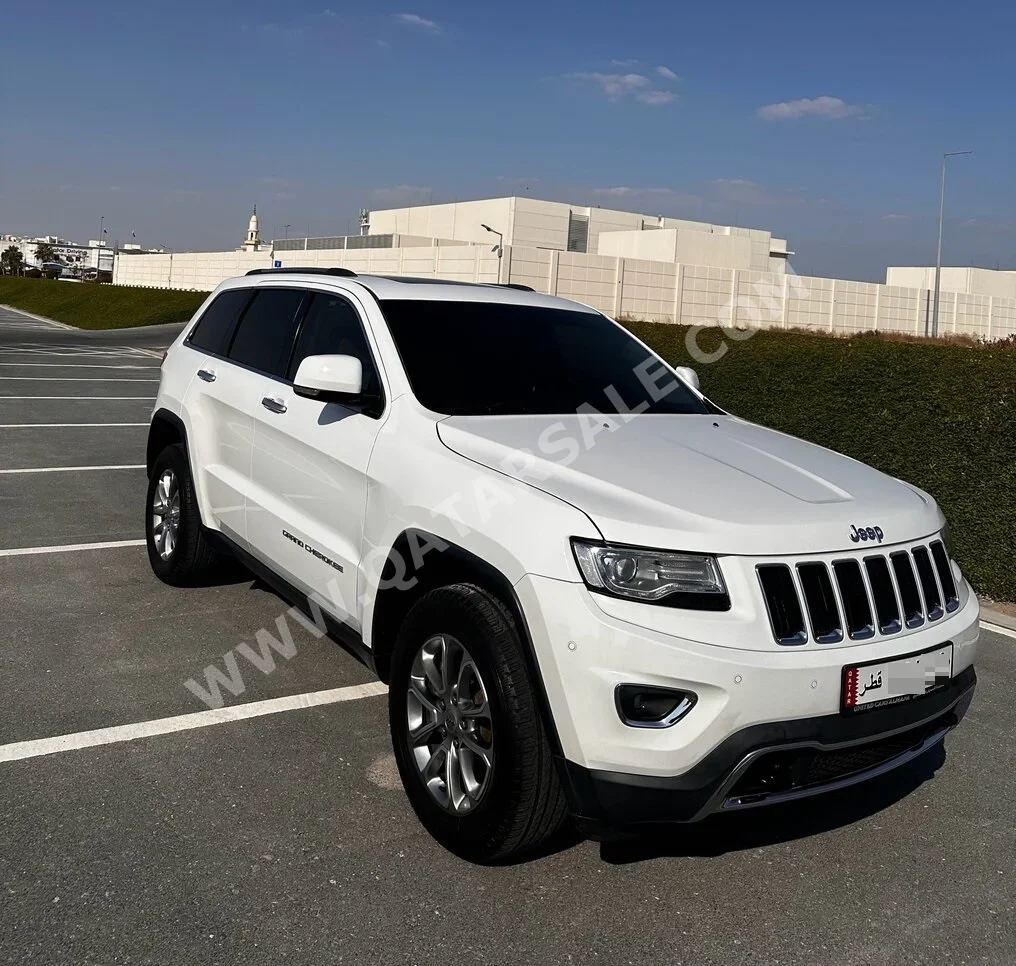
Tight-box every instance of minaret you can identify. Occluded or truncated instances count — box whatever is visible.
[243,205,262,251]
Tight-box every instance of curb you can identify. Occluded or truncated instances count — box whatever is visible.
[0,304,75,330]
[980,606,1016,637]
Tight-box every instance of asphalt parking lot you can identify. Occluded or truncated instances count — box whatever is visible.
[0,303,1013,966]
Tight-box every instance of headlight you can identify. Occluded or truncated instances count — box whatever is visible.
[571,539,729,610]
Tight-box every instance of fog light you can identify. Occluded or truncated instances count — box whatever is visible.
[615,685,697,729]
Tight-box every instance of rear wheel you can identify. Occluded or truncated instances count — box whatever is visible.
[389,583,568,862]
[145,444,218,585]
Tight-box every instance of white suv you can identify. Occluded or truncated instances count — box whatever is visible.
[146,268,979,861]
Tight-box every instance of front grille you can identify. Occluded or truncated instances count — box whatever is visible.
[758,540,958,646]
[726,716,950,804]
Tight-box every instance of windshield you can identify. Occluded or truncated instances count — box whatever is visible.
[379,299,716,417]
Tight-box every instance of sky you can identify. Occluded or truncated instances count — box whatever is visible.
[2,0,1014,280]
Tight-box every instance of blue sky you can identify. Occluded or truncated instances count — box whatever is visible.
[3,0,1014,279]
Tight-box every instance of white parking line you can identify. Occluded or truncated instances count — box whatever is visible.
[0,345,154,357]
[981,620,1016,641]
[0,464,145,475]
[0,422,148,428]
[0,539,146,558]
[0,376,159,382]
[0,363,159,370]
[0,396,156,400]
[0,681,389,764]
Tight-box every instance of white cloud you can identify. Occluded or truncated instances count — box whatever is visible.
[882,213,910,222]
[591,186,701,204]
[569,72,650,100]
[609,58,640,68]
[757,96,866,121]
[323,8,337,17]
[568,72,676,106]
[376,38,391,49]
[710,178,806,206]
[637,89,676,105]
[656,65,679,81]
[371,184,433,204]
[394,13,442,34]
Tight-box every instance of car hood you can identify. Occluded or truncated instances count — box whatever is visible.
[436,414,942,556]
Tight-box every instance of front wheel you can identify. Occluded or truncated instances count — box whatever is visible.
[389,583,568,863]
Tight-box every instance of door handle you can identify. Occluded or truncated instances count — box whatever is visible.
[197,368,217,382]
[261,396,288,414]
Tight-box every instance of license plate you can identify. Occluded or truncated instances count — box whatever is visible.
[843,644,953,713]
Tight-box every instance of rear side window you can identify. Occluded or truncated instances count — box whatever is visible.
[288,293,381,396]
[227,288,308,378]
[187,289,251,356]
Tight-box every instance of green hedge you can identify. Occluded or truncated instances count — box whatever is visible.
[0,278,206,329]
[625,321,1015,603]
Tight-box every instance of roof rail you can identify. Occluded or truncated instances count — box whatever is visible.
[245,267,357,277]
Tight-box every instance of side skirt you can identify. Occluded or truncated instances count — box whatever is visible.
[205,528,378,676]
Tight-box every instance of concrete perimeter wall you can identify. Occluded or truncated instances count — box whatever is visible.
[113,245,1016,341]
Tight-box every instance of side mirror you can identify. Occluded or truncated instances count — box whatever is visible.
[293,354,363,401]
[674,365,700,392]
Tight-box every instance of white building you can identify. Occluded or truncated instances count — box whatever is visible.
[367,196,789,274]
[110,198,1016,342]
[1,233,161,275]
[0,234,92,270]
[886,266,1016,300]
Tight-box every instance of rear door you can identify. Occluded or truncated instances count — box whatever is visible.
[179,286,261,547]
[246,288,386,631]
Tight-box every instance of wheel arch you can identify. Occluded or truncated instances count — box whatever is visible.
[146,409,189,477]
[369,529,566,762]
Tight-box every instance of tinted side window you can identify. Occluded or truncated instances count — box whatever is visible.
[187,289,251,356]
[227,288,307,378]
[289,293,381,396]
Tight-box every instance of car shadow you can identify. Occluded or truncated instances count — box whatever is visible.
[179,555,253,588]
[597,744,946,865]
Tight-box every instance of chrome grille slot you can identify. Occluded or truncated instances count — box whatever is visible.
[864,556,902,635]
[912,546,944,621]
[930,541,960,613]
[796,563,843,643]
[890,552,925,628]
[757,565,807,645]
[832,560,875,640]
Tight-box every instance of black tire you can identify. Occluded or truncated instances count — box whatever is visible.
[388,583,568,863]
[145,443,219,586]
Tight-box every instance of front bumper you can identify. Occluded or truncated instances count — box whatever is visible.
[514,572,979,823]
[562,667,974,824]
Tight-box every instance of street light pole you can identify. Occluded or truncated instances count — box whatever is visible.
[931,150,972,338]
[481,223,503,283]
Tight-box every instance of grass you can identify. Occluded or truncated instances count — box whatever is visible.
[625,320,1016,603]
[0,278,206,329]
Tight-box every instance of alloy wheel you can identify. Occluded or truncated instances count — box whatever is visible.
[151,469,181,560]
[406,634,495,814]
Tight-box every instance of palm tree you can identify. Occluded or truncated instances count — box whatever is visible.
[1,245,24,276]
[34,242,56,264]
